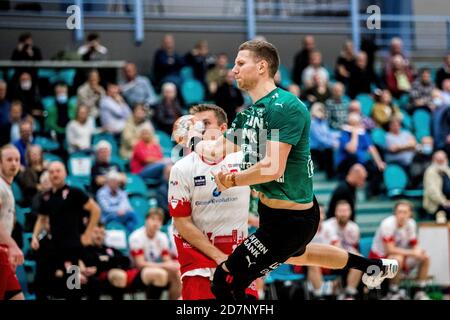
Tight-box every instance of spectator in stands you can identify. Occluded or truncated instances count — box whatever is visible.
[371,89,401,129]
[66,105,96,154]
[120,103,152,160]
[46,83,71,156]
[206,53,229,95]
[435,54,450,89]
[334,40,355,86]
[184,40,212,88]
[120,62,158,108]
[423,150,450,218]
[301,73,331,105]
[385,117,417,168]
[325,82,349,130]
[31,161,101,300]
[78,33,108,61]
[82,222,169,300]
[0,80,10,126]
[214,70,245,126]
[292,35,316,86]
[0,100,28,147]
[302,50,329,89]
[16,145,46,207]
[369,200,430,300]
[11,32,42,61]
[129,208,181,300]
[442,79,450,106]
[90,140,126,194]
[311,200,362,300]
[409,68,435,113]
[326,164,367,220]
[348,100,376,131]
[11,72,43,124]
[152,34,184,88]
[96,170,137,233]
[27,170,51,233]
[152,82,183,136]
[13,120,34,167]
[100,83,132,137]
[130,124,171,184]
[336,112,385,197]
[348,51,379,99]
[384,37,411,74]
[77,69,105,120]
[409,136,433,189]
[386,55,413,99]
[310,102,338,179]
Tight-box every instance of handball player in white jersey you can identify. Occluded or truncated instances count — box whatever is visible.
[169,105,257,299]
[0,145,24,300]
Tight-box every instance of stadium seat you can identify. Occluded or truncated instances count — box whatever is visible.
[66,175,88,191]
[396,93,410,110]
[371,127,386,149]
[279,64,293,88]
[180,79,205,106]
[125,174,149,197]
[356,94,374,117]
[49,68,76,86]
[156,130,174,158]
[412,109,431,141]
[11,181,23,204]
[359,237,373,258]
[265,264,309,300]
[400,109,413,131]
[43,152,63,163]
[180,66,194,81]
[129,196,150,227]
[67,153,93,182]
[383,164,408,197]
[16,264,35,300]
[34,136,60,152]
[15,205,30,227]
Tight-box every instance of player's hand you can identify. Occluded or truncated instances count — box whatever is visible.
[81,233,92,247]
[213,171,234,191]
[31,235,40,251]
[8,244,24,269]
[213,252,228,266]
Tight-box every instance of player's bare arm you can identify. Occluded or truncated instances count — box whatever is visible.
[195,135,240,163]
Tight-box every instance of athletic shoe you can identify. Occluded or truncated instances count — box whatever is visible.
[414,291,431,300]
[362,259,399,289]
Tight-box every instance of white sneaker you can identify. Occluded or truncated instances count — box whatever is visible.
[413,291,431,300]
[362,259,399,289]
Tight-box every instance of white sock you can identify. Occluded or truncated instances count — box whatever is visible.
[345,286,357,296]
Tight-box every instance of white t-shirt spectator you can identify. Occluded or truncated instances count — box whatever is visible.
[66,118,96,153]
[302,66,329,87]
[129,226,171,263]
[322,217,360,253]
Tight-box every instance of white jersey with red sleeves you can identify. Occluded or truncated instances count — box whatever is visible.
[322,218,360,253]
[371,215,417,258]
[168,151,250,277]
[128,227,171,262]
[0,177,15,236]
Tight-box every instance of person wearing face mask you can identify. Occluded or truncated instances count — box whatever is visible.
[12,72,43,129]
[423,150,450,219]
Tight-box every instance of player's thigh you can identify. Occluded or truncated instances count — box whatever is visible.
[182,276,215,300]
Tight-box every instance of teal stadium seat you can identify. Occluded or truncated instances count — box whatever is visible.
[129,196,150,227]
[125,174,149,197]
[181,79,205,106]
[156,130,174,158]
[180,66,194,81]
[359,237,373,258]
[383,164,408,197]
[11,181,23,204]
[356,94,374,117]
[412,109,431,142]
[34,136,59,152]
[371,127,386,149]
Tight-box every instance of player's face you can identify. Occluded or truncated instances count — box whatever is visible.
[0,148,20,178]
[232,50,260,91]
[395,204,411,227]
[48,163,67,188]
[145,215,163,236]
[335,203,351,225]
[193,110,226,140]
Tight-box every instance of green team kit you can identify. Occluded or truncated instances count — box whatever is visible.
[225,87,314,204]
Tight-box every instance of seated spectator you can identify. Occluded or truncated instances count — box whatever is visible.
[302,50,329,89]
[152,82,183,136]
[336,112,385,197]
[152,34,184,88]
[423,150,450,218]
[96,171,137,233]
[13,120,34,166]
[325,82,349,130]
[0,80,10,126]
[441,79,450,106]
[66,105,96,154]
[301,73,331,105]
[120,62,158,108]
[27,170,51,232]
[409,136,433,189]
[11,71,43,127]
[369,200,431,300]
[384,37,412,76]
[0,100,28,147]
[348,100,376,131]
[292,35,316,86]
[409,68,435,113]
[435,53,450,89]
[130,124,171,184]
[371,89,401,129]
[386,55,413,99]
[309,201,362,300]
[214,70,245,126]
[11,32,42,61]
[326,164,367,220]
[348,51,379,99]
[77,33,108,61]
[184,40,211,88]
[309,102,339,179]
[431,88,450,153]
[91,140,127,195]
[16,144,46,207]
[100,83,132,137]
[129,208,181,300]
[77,69,105,119]
[206,53,229,95]
[334,40,355,86]
[385,117,417,168]
[82,223,169,300]
[120,103,152,160]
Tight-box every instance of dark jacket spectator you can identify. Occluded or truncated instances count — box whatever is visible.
[184,40,211,88]
[436,54,450,90]
[348,52,379,99]
[214,70,244,126]
[11,32,42,61]
[153,82,183,136]
[0,80,10,126]
[152,34,184,88]
[334,40,355,86]
[292,35,316,86]
[409,68,435,113]
[16,145,46,207]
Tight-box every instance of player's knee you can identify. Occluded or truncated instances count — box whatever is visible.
[142,267,169,287]
[108,269,127,288]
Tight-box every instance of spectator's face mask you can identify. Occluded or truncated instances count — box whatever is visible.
[20,80,32,91]
[56,94,68,104]
[422,144,433,155]
[433,98,443,107]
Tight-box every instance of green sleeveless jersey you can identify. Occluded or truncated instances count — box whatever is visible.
[225,87,314,204]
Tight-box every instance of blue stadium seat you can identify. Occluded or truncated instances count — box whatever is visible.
[125,174,149,197]
[356,94,374,117]
[279,64,293,88]
[34,136,60,152]
[400,109,413,131]
[66,175,88,191]
[67,153,93,184]
[412,109,431,141]
[43,152,63,163]
[180,79,205,106]
[129,196,150,227]
[371,127,386,149]
[180,66,194,81]
[11,181,23,204]
[15,206,30,227]
[383,164,408,197]
[156,130,174,158]
[359,237,373,258]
